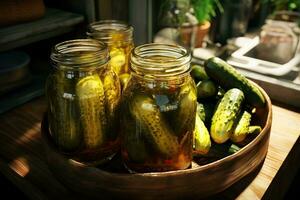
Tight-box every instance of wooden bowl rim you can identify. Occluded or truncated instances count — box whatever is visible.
[42,81,272,178]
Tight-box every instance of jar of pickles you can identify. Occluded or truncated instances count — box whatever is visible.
[46,39,121,165]
[87,20,134,79]
[121,43,197,172]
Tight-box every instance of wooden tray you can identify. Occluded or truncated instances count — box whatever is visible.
[41,83,272,200]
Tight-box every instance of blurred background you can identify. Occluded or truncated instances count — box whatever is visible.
[0,0,299,198]
[0,0,299,114]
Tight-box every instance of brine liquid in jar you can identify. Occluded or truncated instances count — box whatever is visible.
[121,43,197,172]
[87,20,134,78]
[46,39,121,165]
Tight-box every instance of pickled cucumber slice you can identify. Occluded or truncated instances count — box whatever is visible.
[76,75,107,149]
[129,94,179,157]
[196,101,215,126]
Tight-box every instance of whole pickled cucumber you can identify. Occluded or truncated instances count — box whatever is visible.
[211,88,245,144]
[129,94,179,157]
[173,84,197,136]
[193,114,211,155]
[101,69,121,139]
[47,72,82,152]
[123,122,149,163]
[230,111,252,143]
[216,86,226,99]
[205,57,265,107]
[109,47,126,75]
[101,69,121,117]
[76,75,107,149]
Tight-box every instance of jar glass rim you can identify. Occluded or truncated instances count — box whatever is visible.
[130,43,191,79]
[51,39,109,70]
[87,20,133,44]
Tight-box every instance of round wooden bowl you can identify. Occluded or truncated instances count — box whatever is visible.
[41,82,272,199]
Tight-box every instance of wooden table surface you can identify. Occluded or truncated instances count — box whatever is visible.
[0,97,299,200]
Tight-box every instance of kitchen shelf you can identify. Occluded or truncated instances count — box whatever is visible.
[0,74,46,114]
[0,8,84,52]
[0,8,84,114]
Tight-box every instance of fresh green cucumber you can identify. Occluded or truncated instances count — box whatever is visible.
[204,57,265,107]
[211,88,245,144]
[230,111,252,143]
[129,94,179,157]
[193,143,241,158]
[196,102,215,125]
[190,64,209,82]
[196,80,217,99]
[248,126,262,134]
[196,102,206,122]
[227,143,241,155]
[193,114,211,155]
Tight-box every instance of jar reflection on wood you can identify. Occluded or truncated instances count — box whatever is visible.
[121,43,197,172]
[87,20,134,77]
[46,39,121,165]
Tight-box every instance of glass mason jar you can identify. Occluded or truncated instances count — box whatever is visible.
[87,20,134,78]
[46,39,121,165]
[121,43,197,172]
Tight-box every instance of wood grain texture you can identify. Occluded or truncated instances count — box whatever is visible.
[0,95,299,199]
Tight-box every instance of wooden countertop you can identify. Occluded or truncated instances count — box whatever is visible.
[0,97,299,199]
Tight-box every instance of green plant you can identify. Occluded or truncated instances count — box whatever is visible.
[191,0,223,24]
[266,0,300,26]
[158,0,222,27]
[269,0,300,11]
[158,0,190,27]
